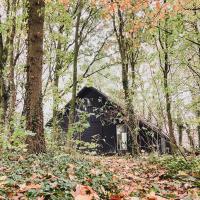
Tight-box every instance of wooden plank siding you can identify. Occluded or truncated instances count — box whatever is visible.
[47,87,171,154]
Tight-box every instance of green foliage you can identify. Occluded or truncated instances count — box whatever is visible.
[160,156,199,174]
[0,114,34,153]
[67,110,90,144]
[75,162,119,199]
[75,140,99,155]
[150,155,200,173]
[149,154,200,187]
[71,111,90,134]
[0,152,119,199]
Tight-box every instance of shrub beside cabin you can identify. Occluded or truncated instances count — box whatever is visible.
[48,87,171,154]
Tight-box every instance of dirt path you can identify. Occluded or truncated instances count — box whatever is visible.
[98,156,199,200]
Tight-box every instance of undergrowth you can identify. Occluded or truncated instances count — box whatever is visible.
[149,154,200,188]
[0,150,119,199]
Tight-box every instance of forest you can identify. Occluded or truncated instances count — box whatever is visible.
[0,0,200,199]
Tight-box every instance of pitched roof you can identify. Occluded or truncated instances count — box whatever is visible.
[77,86,107,98]
[47,86,169,139]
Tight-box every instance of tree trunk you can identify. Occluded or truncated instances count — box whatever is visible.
[68,0,82,145]
[112,7,139,156]
[122,61,139,155]
[24,0,46,154]
[197,110,200,148]
[7,0,17,134]
[52,72,60,142]
[52,63,60,141]
[163,66,177,153]
[0,57,6,125]
[186,124,195,150]
[194,9,200,148]
[129,52,139,155]
[52,37,62,141]
[158,11,177,153]
[178,124,183,146]
[0,18,8,126]
[189,88,200,148]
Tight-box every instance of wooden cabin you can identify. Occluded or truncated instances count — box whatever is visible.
[48,87,171,154]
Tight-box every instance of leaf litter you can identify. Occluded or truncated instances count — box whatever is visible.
[95,155,200,200]
[0,153,199,200]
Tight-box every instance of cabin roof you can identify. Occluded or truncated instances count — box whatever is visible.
[77,86,107,98]
[76,87,167,136]
[47,86,169,140]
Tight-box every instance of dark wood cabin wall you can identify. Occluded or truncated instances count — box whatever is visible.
[126,121,170,154]
[101,125,117,153]
[60,89,118,153]
[80,91,117,153]
[57,87,170,154]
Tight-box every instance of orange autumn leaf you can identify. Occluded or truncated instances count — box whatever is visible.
[110,194,124,200]
[108,3,117,13]
[59,0,69,6]
[72,184,99,200]
[145,192,168,200]
[19,183,41,192]
[156,1,161,10]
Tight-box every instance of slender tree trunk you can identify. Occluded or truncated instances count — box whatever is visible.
[197,80,200,150]
[178,124,183,146]
[186,124,195,150]
[0,26,4,123]
[52,68,60,141]
[194,9,200,148]
[176,102,183,147]
[7,0,17,134]
[122,61,139,155]
[24,0,46,154]
[112,7,139,156]
[0,50,5,126]
[190,88,200,148]
[163,66,177,152]
[52,70,60,141]
[129,52,139,155]
[52,39,62,141]
[158,11,177,153]
[68,0,82,145]
[197,110,200,148]
[0,18,8,126]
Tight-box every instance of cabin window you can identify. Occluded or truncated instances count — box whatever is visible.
[117,125,127,150]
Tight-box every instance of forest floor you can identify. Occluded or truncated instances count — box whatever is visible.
[98,155,200,200]
[0,151,199,200]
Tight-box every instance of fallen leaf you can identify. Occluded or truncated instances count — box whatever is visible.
[145,192,168,200]
[67,164,76,180]
[72,184,99,200]
[110,194,124,200]
[0,176,7,181]
[19,183,41,192]
[188,188,200,200]
[178,171,188,177]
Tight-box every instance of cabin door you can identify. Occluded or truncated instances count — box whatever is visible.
[116,125,128,151]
